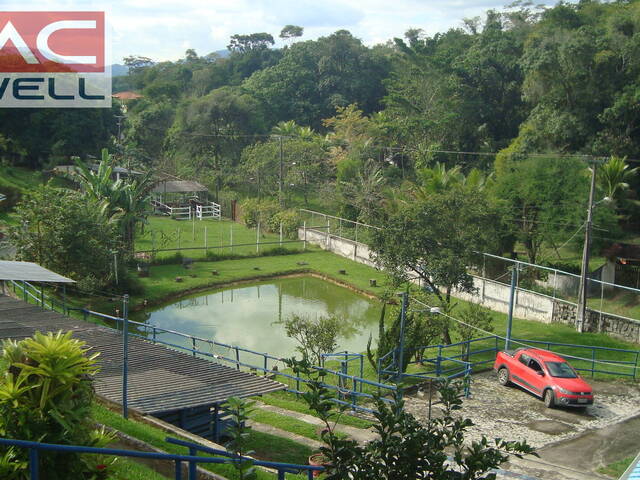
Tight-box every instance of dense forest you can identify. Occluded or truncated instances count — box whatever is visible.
[2,0,640,269]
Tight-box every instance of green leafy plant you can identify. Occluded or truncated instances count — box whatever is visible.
[0,331,114,479]
[223,397,257,480]
[282,314,342,365]
[288,357,536,480]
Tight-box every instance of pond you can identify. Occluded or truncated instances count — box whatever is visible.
[136,276,382,362]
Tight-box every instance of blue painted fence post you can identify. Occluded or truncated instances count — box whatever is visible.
[29,448,39,480]
[123,294,129,420]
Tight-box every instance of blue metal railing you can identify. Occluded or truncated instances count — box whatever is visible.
[5,280,396,414]
[0,437,322,480]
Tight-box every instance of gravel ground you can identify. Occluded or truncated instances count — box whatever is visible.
[404,372,640,449]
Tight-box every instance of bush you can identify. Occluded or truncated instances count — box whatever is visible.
[268,209,302,240]
[0,331,115,479]
[0,186,20,213]
[240,198,279,229]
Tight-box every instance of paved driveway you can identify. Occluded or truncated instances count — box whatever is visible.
[404,372,640,479]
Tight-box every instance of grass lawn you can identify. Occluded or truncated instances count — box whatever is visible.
[94,402,311,479]
[111,458,169,480]
[251,408,348,441]
[133,249,389,307]
[598,455,636,478]
[137,216,303,259]
[260,392,372,429]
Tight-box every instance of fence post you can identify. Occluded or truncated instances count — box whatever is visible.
[29,449,39,480]
[326,218,330,248]
[39,283,44,309]
[436,346,442,376]
[177,227,181,251]
[279,222,283,246]
[230,224,233,254]
[264,355,268,376]
[256,222,260,253]
[591,349,596,378]
[634,352,638,380]
[303,221,307,250]
[122,294,129,420]
[188,447,197,480]
[235,346,240,370]
[355,222,358,243]
[192,338,196,357]
[175,460,183,480]
[552,270,558,300]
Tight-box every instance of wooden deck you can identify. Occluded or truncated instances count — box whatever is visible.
[0,295,285,414]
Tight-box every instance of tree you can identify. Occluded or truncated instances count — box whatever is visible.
[223,397,257,480]
[370,187,504,343]
[288,358,536,480]
[227,33,275,53]
[455,303,494,361]
[598,156,638,212]
[72,150,155,251]
[8,184,121,290]
[279,25,304,42]
[493,156,599,264]
[282,314,342,365]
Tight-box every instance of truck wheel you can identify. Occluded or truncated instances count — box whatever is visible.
[497,367,510,386]
[544,389,555,408]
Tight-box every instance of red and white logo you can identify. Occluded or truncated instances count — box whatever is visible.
[0,11,109,107]
[0,12,104,72]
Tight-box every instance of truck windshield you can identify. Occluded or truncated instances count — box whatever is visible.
[545,361,578,378]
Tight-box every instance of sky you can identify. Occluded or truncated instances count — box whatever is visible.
[14,0,531,63]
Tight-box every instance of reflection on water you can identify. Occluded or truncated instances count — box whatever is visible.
[138,276,381,359]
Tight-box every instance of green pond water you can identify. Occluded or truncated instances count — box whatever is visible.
[137,276,382,361]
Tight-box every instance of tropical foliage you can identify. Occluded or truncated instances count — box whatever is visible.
[0,331,114,479]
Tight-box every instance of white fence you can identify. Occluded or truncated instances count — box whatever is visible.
[299,215,640,332]
[152,199,221,221]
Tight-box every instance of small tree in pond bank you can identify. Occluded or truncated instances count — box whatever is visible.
[288,357,536,480]
[282,314,341,365]
[370,187,505,344]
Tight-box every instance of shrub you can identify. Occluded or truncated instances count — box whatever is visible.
[0,331,115,479]
[268,209,302,240]
[240,198,279,230]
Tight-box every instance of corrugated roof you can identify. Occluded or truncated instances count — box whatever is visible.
[0,261,75,283]
[152,180,208,194]
[0,296,285,412]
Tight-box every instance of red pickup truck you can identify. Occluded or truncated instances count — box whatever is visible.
[493,348,593,408]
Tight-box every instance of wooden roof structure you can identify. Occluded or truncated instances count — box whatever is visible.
[0,295,284,414]
[152,180,208,194]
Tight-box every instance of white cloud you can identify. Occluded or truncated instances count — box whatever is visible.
[13,0,550,62]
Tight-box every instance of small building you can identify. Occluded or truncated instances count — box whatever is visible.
[52,164,143,182]
[151,180,209,206]
[602,242,640,289]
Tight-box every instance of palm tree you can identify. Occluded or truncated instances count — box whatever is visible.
[599,156,638,201]
[72,149,155,252]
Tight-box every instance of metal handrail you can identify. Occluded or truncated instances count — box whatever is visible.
[0,437,322,480]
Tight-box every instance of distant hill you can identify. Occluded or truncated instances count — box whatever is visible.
[111,64,129,77]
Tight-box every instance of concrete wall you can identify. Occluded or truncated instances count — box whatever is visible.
[300,227,376,267]
[454,276,555,323]
[300,227,640,343]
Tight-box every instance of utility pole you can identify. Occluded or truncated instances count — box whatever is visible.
[506,264,518,350]
[577,163,597,333]
[395,291,409,380]
[278,135,284,208]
